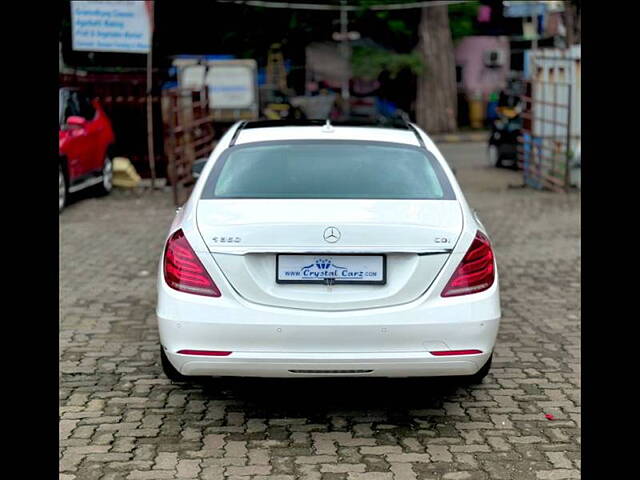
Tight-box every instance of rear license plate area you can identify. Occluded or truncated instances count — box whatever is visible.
[276,254,386,285]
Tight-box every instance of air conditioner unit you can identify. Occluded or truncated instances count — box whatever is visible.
[484,49,506,68]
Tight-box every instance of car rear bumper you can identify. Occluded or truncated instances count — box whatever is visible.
[162,348,493,378]
[158,308,499,378]
[157,266,500,378]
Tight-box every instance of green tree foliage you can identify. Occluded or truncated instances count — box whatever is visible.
[349,1,423,81]
[351,46,422,80]
[448,1,480,42]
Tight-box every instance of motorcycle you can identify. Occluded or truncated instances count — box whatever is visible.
[487,104,522,169]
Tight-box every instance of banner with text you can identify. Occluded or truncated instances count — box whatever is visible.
[71,1,151,53]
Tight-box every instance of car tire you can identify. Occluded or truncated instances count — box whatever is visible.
[488,145,501,168]
[160,347,189,382]
[462,353,492,384]
[59,164,67,213]
[95,155,113,196]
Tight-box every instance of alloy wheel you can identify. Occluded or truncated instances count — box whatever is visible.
[59,165,66,212]
[102,157,113,192]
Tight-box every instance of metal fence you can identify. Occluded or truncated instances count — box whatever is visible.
[518,79,572,191]
[161,87,217,206]
[517,48,580,192]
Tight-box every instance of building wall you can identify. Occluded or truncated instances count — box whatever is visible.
[455,36,511,98]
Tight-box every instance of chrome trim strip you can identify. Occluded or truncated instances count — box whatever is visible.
[68,176,103,193]
[205,247,453,255]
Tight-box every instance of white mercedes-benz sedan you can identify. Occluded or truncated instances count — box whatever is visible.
[157,120,500,383]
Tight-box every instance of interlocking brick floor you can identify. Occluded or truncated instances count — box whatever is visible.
[60,143,580,479]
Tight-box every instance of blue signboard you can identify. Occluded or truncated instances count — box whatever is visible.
[503,2,547,18]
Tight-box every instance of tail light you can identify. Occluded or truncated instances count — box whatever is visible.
[163,229,221,297]
[441,231,495,297]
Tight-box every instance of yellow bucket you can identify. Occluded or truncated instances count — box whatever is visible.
[469,98,484,129]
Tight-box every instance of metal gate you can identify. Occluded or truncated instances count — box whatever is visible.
[161,87,217,206]
[517,48,580,192]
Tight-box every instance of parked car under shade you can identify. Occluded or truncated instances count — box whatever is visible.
[59,87,116,212]
[156,120,501,384]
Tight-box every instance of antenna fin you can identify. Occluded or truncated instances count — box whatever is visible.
[321,119,334,132]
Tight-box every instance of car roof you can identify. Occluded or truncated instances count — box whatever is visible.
[232,120,424,148]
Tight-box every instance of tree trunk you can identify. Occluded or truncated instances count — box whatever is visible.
[415,5,457,134]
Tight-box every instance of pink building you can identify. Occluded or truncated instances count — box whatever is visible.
[455,36,511,99]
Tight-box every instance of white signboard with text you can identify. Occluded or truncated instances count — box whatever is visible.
[173,58,259,120]
[205,63,256,109]
[71,1,151,53]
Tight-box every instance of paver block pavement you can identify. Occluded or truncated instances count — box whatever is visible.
[60,146,580,479]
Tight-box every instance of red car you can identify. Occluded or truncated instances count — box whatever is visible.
[59,87,115,212]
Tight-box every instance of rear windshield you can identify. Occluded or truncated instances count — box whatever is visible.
[201,140,455,200]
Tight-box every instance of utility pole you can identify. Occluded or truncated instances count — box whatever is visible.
[145,1,157,189]
[339,0,350,118]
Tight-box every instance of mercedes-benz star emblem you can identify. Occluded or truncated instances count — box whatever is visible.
[323,227,341,243]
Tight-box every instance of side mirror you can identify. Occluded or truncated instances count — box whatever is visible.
[192,158,207,179]
[66,116,87,128]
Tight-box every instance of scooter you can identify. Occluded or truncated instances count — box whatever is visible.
[263,90,306,121]
[487,104,522,169]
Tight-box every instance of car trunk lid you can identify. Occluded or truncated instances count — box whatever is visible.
[196,199,462,311]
